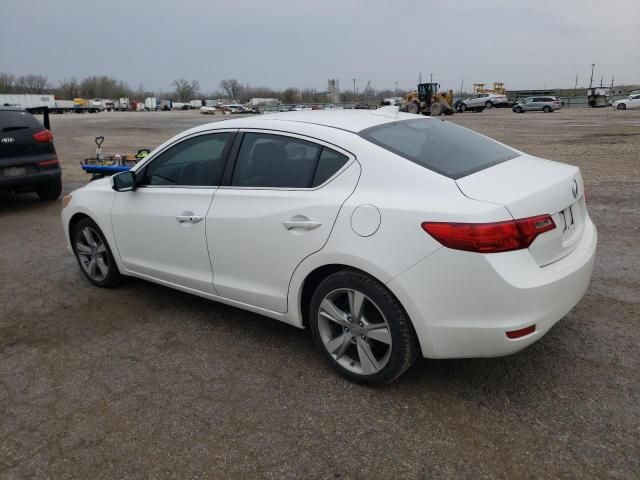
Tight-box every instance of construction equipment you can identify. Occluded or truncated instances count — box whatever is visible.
[473,82,507,95]
[404,83,454,116]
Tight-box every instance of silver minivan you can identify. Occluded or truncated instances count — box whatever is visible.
[512,96,562,113]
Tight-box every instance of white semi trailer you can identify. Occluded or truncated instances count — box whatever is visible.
[0,94,56,109]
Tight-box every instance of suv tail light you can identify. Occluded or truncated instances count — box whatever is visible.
[37,158,59,167]
[421,215,556,253]
[32,129,53,143]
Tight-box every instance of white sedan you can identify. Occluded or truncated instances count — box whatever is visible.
[612,94,640,110]
[61,109,597,384]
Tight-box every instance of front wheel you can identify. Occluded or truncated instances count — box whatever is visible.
[460,103,467,112]
[485,101,494,109]
[543,106,552,113]
[513,106,523,113]
[72,218,122,288]
[309,270,419,385]
[407,102,420,114]
[617,103,626,110]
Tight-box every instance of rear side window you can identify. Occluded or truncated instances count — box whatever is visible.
[232,133,319,188]
[312,148,349,186]
[360,119,518,179]
[0,111,42,132]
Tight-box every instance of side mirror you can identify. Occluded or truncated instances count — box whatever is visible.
[111,170,137,192]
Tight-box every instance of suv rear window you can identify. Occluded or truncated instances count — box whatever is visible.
[360,119,518,179]
[0,110,42,132]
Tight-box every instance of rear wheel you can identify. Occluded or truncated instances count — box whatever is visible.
[514,106,523,113]
[36,178,62,200]
[72,218,122,288]
[407,102,420,114]
[543,105,552,113]
[485,101,494,109]
[617,103,626,110]
[309,270,419,385]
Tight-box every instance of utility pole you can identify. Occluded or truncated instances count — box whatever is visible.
[395,81,398,97]
[574,74,578,92]
[600,74,603,87]
[430,72,433,83]
[460,79,464,97]
[610,74,615,90]
[353,78,356,102]
[589,63,595,88]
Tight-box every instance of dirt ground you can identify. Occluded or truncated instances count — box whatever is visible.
[1,108,639,479]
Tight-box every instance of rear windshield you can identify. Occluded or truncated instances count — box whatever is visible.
[360,118,518,179]
[0,110,41,132]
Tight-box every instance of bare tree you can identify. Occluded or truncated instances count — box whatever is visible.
[219,78,240,99]
[281,87,300,104]
[0,73,16,93]
[172,79,199,102]
[16,74,49,93]
[58,77,79,99]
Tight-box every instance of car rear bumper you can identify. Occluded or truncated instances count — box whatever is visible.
[0,168,61,190]
[387,216,597,359]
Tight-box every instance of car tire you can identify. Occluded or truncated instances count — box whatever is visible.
[460,103,467,112]
[36,178,62,201]
[309,270,419,385]
[514,106,523,113]
[407,102,420,114]
[485,101,493,109]
[617,103,626,110]
[543,106,552,113]
[429,102,443,116]
[72,217,122,288]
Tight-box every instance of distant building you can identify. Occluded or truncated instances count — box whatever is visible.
[327,79,340,103]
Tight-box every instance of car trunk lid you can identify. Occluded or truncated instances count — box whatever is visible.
[456,154,586,266]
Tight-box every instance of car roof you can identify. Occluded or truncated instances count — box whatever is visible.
[193,109,428,134]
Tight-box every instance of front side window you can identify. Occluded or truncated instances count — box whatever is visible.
[361,118,518,179]
[140,133,232,186]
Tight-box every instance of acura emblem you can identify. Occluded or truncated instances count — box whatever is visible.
[1,137,15,144]
[571,179,578,199]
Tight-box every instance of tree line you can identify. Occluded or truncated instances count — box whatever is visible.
[0,72,408,104]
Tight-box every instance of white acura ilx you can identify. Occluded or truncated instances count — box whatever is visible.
[61,109,596,384]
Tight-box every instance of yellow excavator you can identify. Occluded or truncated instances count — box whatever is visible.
[404,82,454,116]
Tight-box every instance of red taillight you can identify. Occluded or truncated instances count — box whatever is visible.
[506,325,536,339]
[421,215,555,253]
[37,158,59,167]
[32,129,53,142]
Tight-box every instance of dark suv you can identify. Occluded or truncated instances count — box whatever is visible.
[0,108,62,200]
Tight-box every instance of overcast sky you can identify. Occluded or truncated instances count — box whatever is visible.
[2,0,639,94]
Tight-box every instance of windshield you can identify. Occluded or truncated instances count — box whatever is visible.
[360,118,519,179]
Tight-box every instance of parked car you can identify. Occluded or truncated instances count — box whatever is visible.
[454,98,484,113]
[61,110,596,384]
[0,108,61,200]
[612,94,640,110]
[458,93,508,111]
[512,96,562,113]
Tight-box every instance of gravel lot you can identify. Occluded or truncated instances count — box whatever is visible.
[1,108,639,479]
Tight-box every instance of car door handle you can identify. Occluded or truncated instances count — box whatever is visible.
[176,212,203,224]
[283,218,322,231]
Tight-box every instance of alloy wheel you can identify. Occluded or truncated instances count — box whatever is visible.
[76,226,109,282]
[317,288,392,375]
